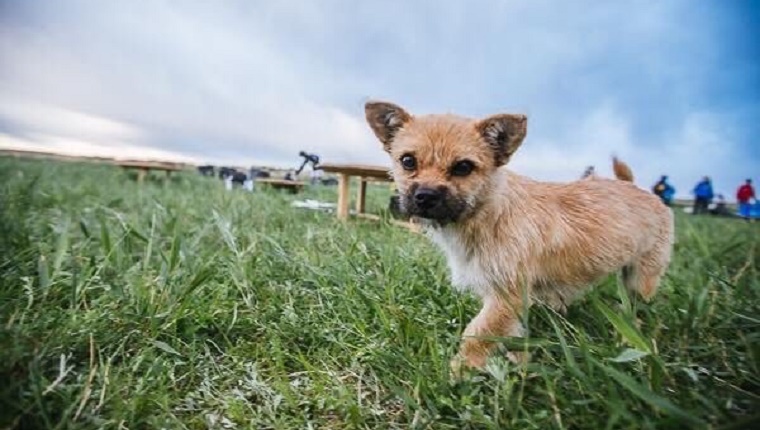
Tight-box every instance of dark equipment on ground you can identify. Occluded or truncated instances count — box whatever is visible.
[198,165,215,176]
[218,166,236,179]
[217,167,249,186]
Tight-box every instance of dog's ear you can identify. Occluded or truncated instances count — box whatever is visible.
[365,101,412,151]
[475,114,527,165]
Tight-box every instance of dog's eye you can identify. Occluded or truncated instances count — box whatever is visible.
[400,154,417,171]
[450,160,475,177]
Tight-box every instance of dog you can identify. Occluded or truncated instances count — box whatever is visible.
[364,101,674,374]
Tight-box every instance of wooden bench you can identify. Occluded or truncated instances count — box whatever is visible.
[115,160,185,182]
[255,178,305,193]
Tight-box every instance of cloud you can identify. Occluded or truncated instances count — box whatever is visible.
[0,132,198,163]
[0,99,145,142]
[0,0,757,196]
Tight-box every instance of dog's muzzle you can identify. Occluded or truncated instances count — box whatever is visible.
[402,184,468,224]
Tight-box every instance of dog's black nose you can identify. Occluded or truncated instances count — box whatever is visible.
[414,187,443,209]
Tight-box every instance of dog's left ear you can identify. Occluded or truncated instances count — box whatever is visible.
[365,101,413,152]
[475,114,527,165]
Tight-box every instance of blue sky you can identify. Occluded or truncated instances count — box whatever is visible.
[1,0,758,198]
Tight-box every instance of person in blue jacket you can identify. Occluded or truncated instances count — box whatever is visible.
[652,175,676,206]
[692,176,714,215]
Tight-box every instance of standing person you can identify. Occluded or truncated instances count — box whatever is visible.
[652,175,676,206]
[736,179,755,221]
[692,176,714,215]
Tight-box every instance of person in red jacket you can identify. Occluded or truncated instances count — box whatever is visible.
[736,179,755,220]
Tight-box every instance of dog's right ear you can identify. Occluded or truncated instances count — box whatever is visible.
[364,101,412,151]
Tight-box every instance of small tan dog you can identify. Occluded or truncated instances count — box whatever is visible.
[364,101,674,374]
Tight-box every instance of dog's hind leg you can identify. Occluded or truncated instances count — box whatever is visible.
[622,244,671,301]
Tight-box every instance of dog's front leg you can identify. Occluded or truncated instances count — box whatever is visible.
[451,294,525,375]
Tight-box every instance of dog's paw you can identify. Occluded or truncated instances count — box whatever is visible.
[449,353,488,380]
[506,350,530,365]
[449,356,465,380]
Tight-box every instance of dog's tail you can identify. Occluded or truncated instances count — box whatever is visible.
[612,156,634,182]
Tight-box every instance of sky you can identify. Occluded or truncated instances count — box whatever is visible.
[1,0,758,198]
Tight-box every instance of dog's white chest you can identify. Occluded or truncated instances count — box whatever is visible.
[428,229,494,297]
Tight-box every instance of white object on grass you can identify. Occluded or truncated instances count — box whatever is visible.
[291,199,336,211]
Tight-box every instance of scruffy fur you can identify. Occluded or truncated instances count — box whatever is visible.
[364,101,674,374]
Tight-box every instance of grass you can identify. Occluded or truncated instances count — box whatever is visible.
[1,157,758,430]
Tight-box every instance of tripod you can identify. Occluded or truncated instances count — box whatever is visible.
[295,151,321,176]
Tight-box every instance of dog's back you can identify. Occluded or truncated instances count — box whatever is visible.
[501,160,673,305]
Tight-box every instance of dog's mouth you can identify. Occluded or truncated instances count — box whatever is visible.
[399,185,469,225]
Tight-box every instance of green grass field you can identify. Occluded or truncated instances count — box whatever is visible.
[1,157,758,429]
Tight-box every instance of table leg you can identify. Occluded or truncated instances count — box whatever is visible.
[356,178,367,214]
[137,169,147,183]
[337,173,350,219]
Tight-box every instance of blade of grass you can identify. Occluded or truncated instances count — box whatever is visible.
[548,313,585,380]
[51,217,70,282]
[591,358,703,427]
[593,297,651,354]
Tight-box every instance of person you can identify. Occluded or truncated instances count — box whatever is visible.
[736,179,755,221]
[652,175,676,206]
[581,166,595,179]
[691,176,713,215]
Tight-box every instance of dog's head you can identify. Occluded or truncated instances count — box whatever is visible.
[365,101,527,225]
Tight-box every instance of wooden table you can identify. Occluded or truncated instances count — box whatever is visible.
[319,163,418,231]
[319,163,393,218]
[115,160,185,182]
